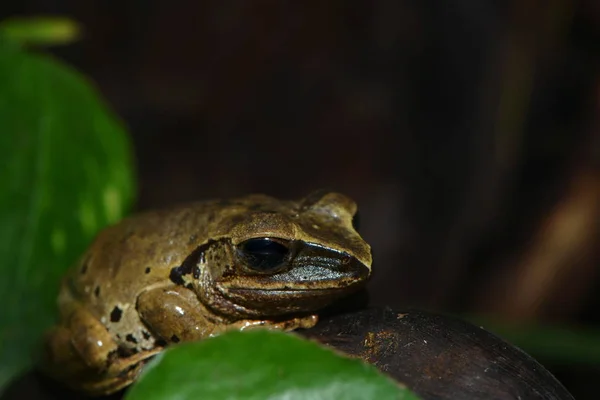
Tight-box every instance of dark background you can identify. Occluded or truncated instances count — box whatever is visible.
[3,1,600,398]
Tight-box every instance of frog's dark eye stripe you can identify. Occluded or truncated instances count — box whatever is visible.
[237,238,290,273]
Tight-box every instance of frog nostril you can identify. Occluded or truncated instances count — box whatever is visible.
[352,211,361,232]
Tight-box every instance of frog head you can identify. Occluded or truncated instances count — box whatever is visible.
[188,191,372,319]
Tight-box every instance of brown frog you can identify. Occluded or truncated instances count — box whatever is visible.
[41,191,372,396]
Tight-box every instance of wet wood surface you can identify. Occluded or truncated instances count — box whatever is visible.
[301,306,575,400]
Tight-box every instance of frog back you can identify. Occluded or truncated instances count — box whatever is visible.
[60,201,221,323]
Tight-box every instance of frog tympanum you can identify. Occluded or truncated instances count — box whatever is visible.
[41,191,372,395]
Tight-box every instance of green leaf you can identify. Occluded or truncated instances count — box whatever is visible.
[0,43,135,391]
[126,330,420,400]
[0,16,81,46]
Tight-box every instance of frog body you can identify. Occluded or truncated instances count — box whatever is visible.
[41,191,372,395]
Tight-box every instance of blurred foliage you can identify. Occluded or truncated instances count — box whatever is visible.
[0,16,81,47]
[0,17,135,392]
[471,316,600,367]
[126,330,419,400]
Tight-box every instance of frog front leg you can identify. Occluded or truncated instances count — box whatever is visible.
[136,285,216,343]
[42,305,162,395]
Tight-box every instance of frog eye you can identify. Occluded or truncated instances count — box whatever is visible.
[237,238,290,272]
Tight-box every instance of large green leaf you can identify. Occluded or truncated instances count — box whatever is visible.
[0,42,135,391]
[126,330,419,400]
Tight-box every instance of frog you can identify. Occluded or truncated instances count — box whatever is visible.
[40,190,372,396]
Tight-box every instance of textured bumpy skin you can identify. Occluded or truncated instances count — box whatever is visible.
[41,191,372,396]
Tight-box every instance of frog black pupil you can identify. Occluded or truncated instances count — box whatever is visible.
[239,238,289,272]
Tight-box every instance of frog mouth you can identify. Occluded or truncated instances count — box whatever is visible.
[225,270,369,294]
[223,283,367,314]
[228,287,352,294]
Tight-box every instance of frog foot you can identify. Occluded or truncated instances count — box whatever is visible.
[41,305,162,396]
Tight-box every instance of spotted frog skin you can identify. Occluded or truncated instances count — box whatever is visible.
[41,191,372,396]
